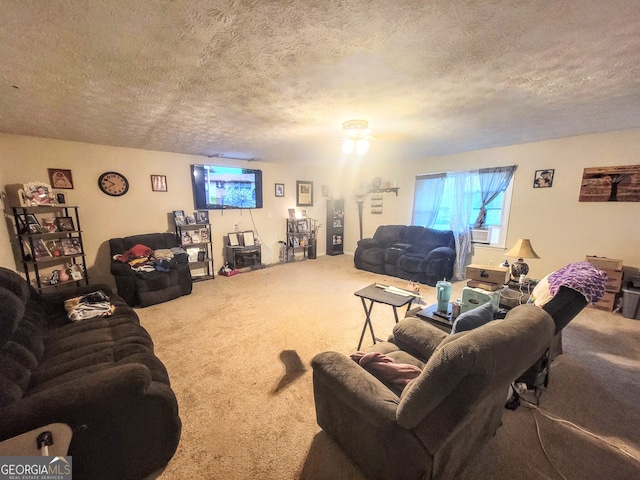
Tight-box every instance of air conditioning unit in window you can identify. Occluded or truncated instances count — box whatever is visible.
[471,227,498,244]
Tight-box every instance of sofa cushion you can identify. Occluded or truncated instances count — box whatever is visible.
[372,225,407,248]
[415,228,455,255]
[396,253,430,273]
[401,226,426,248]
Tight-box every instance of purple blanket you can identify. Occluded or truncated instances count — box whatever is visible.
[548,261,607,304]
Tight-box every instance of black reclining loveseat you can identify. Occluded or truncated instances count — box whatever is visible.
[0,267,181,480]
[354,225,456,286]
[109,232,192,308]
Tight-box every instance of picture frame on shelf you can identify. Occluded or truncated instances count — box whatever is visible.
[54,192,67,205]
[228,232,240,247]
[173,210,186,226]
[55,216,75,232]
[199,228,210,242]
[195,210,209,224]
[190,232,201,243]
[23,182,54,205]
[44,240,62,257]
[151,175,168,192]
[275,183,285,197]
[18,214,41,234]
[60,238,82,255]
[180,232,192,245]
[296,180,313,206]
[197,250,206,262]
[32,239,52,260]
[48,169,74,189]
[186,214,196,225]
[186,247,200,262]
[242,231,255,246]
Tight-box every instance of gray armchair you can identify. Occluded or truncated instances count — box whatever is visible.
[311,305,555,480]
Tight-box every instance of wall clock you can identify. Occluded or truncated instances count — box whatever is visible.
[98,171,129,197]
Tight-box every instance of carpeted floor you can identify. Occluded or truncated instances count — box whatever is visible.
[137,254,640,480]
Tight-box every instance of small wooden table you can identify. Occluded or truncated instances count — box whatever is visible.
[415,303,454,333]
[354,283,415,349]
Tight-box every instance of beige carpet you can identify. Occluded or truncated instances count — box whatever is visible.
[136,254,640,480]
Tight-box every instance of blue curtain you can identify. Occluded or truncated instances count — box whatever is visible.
[412,174,446,227]
[473,166,517,229]
[446,170,478,279]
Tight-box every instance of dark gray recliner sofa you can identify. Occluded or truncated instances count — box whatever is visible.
[109,232,192,307]
[0,267,181,480]
[354,225,456,286]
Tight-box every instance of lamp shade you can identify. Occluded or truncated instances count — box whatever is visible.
[505,238,540,260]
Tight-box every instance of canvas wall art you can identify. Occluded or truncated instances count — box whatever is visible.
[579,164,640,202]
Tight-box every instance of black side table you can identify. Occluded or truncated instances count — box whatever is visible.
[354,283,415,349]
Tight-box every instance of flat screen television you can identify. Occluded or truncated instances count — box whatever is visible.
[190,164,263,210]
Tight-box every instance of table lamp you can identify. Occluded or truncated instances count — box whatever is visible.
[505,238,540,280]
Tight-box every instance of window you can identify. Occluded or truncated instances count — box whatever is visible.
[413,166,515,247]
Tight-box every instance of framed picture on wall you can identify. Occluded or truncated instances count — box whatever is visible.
[533,169,554,188]
[48,169,74,189]
[296,180,313,206]
[151,175,167,192]
[275,183,285,197]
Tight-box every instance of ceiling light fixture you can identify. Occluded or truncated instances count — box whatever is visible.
[342,120,371,155]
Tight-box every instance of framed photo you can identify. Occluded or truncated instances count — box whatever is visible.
[151,175,167,192]
[275,183,285,197]
[48,169,74,189]
[18,214,41,234]
[32,239,52,260]
[296,180,313,206]
[533,169,554,188]
[190,232,201,243]
[180,232,192,245]
[186,214,196,225]
[23,182,54,205]
[195,210,209,224]
[54,191,67,204]
[199,228,210,242]
[186,247,200,262]
[55,216,75,232]
[228,232,240,247]
[41,217,58,233]
[60,238,82,255]
[242,231,255,246]
[173,210,186,226]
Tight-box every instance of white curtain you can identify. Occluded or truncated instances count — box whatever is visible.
[446,170,478,279]
[412,174,446,227]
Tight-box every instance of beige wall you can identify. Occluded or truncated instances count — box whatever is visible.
[347,128,640,280]
[2,128,639,287]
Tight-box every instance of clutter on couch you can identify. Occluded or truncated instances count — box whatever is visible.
[354,225,456,286]
[312,304,555,480]
[0,267,181,480]
[109,232,193,307]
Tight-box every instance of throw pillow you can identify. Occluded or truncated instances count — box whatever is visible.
[451,302,495,334]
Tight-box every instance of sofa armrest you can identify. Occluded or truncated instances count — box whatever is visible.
[111,260,136,276]
[424,246,456,260]
[311,351,399,428]
[392,317,448,361]
[356,238,379,249]
[0,364,153,441]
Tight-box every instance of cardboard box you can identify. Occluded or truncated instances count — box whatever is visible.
[465,264,510,285]
[603,269,623,293]
[585,256,623,271]
[589,291,617,312]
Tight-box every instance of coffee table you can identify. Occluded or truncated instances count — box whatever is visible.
[354,283,415,349]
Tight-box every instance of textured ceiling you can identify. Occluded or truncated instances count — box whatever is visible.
[1,0,640,164]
